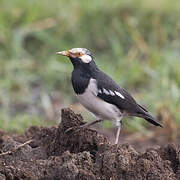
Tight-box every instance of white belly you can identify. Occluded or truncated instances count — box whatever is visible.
[76,79,122,120]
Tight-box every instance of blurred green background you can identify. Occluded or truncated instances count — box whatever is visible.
[0,0,179,136]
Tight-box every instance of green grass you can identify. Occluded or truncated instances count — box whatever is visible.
[0,0,180,132]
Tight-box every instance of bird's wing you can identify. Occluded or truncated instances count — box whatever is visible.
[95,71,147,115]
[93,71,162,127]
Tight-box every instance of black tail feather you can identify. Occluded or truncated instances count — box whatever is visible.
[134,112,163,127]
[145,116,163,127]
[137,104,163,127]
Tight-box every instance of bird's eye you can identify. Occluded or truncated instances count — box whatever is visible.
[76,52,82,57]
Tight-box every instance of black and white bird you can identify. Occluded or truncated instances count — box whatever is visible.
[56,48,162,144]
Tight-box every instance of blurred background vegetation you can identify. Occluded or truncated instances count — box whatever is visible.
[0,0,179,139]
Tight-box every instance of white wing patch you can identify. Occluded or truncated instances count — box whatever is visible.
[98,88,124,99]
[98,89,102,94]
[103,88,110,95]
[115,91,125,99]
[98,88,125,99]
[109,90,115,96]
[81,55,92,63]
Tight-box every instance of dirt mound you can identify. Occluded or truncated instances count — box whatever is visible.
[0,108,179,180]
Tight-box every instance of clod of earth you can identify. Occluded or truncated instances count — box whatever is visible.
[0,108,179,180]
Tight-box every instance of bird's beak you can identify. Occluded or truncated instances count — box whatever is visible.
[56,50,70,57]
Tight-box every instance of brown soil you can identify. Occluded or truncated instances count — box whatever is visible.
[0,108,179,180]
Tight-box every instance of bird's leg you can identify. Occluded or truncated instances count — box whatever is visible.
[65,119,103,133]
[115,119,122,144]
[80,119,103,128]
[115,125,121,144]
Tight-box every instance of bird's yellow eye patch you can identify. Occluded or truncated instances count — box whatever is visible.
[75,52,84,57]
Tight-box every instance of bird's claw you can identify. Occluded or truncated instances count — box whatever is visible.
[65,126,81,133]
[65,122,88,133]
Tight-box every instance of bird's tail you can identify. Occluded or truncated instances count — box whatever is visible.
[144,113,163,127]
[138,112,163,127]
[135,104,163,127]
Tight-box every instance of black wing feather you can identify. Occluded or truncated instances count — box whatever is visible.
[95,70,143,114]
[94,70,162,127]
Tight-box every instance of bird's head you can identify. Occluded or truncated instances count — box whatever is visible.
[56,48,93,63]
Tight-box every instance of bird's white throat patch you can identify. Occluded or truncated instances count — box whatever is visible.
[80,54,92,63]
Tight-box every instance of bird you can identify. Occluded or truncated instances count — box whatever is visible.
[56,48,162,144]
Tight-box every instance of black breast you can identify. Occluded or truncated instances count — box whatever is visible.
[71,69,90,94]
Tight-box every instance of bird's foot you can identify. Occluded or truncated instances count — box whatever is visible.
[65,123,87,133]
[65,119,103,133]
[65,126,80,133]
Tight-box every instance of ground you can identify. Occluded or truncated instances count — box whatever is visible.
[0,108,179,180]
